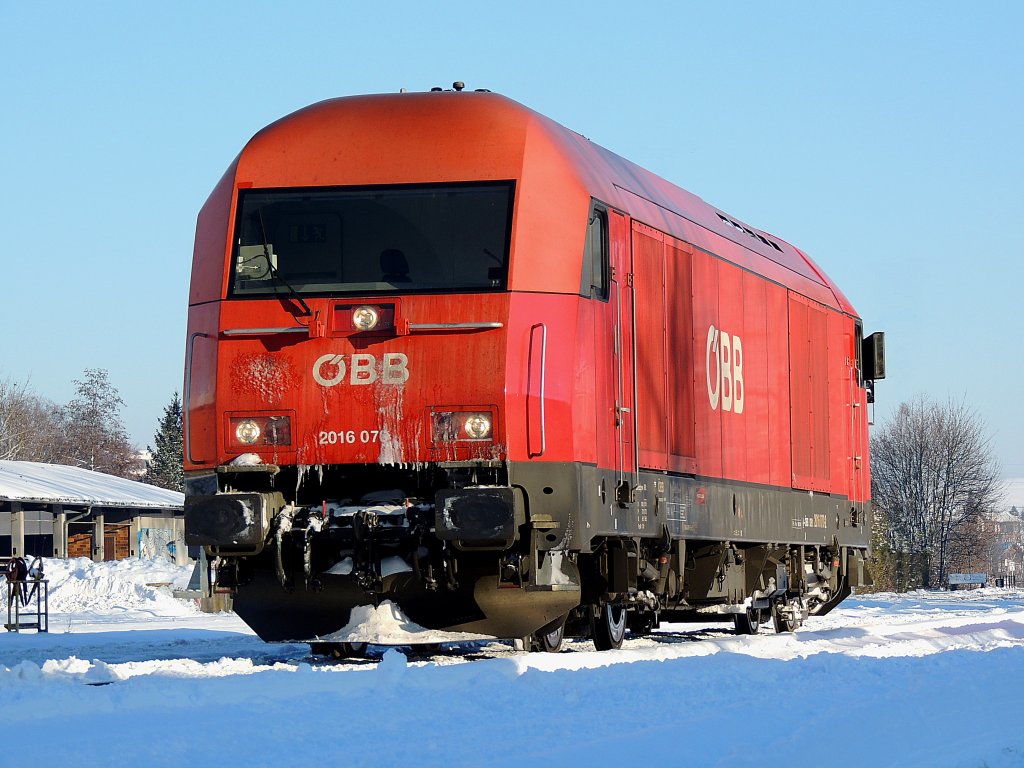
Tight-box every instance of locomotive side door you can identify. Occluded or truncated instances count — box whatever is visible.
[848,321,868,506]
[587,204,637,506]
[608,209,637,500]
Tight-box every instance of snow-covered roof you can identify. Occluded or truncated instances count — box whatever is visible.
[0,461,183,509]
[988,507,1023,524]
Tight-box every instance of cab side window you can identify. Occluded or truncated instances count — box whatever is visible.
[854,321,864,386]
[581,203,609,301]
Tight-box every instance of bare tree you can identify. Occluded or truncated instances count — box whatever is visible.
[62,368,137,477]
[871,396,1002,588]
[0,376,64,462]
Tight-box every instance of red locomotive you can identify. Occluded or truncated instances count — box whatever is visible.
[184,85,885,652]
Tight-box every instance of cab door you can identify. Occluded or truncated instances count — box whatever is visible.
[848,322,868,504]
[609,209,637,499]
[588,204,637,504]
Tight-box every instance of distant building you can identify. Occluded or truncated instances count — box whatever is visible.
[0,460,185,564]
[982,507,1024,586]
[130,449,153,479]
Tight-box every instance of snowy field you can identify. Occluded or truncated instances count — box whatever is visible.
[3,559,1023,768]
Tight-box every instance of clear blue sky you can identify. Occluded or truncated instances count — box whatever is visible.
[3,2,1022,486]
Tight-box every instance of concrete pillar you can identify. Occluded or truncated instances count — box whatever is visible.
[52,505,66,558]
[174,517,187,565]
[199,546,210,594]
[92,511,105,563]
[129,516,140,559]
[11,502,25,559]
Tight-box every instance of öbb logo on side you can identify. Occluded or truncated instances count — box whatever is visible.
[313,353,410,387]
[706,326,744,413]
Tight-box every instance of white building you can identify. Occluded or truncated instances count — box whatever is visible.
[0,460,185,563]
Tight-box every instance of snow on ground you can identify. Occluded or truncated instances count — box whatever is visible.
[3,560,1024,768]
[320,600,494,644]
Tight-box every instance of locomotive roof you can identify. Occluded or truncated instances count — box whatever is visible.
[234,90,854,315]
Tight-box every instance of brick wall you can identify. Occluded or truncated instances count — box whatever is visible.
[68,533,91,559]
[67,526,131,560]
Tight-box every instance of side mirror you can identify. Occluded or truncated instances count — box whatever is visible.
[862,332,886,381]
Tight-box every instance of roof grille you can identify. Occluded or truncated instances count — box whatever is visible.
[718,213,783,252]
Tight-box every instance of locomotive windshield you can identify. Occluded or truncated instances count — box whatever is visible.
[230,182,514,297]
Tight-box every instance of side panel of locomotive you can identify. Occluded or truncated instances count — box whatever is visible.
[511,121,877,629]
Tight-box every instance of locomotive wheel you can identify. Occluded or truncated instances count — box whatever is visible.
[733,607,761,635]
[592,604,626,651]
[527,614,567,653]
[772,602,799,634]
[538,622,565,653]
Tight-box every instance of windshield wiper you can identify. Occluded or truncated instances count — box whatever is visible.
[258,210,312,318]
[263,246,313,318]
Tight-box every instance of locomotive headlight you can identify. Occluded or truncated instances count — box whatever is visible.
[229,415,292,448]
[431,409,496,443]
[235,419,261,445]
[463,413,492,440]
[352,305,380,331]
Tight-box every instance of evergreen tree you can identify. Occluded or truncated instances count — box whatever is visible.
[865,503,898,592]
[62,368,136,477]
[143,392,183,492]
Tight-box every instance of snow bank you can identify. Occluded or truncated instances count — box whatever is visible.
[43,556,198,617]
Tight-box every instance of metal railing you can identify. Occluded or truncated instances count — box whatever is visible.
[5,579,49,632]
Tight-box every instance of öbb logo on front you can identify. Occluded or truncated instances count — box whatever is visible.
[312,353,410,387]
[706,326,744,413]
